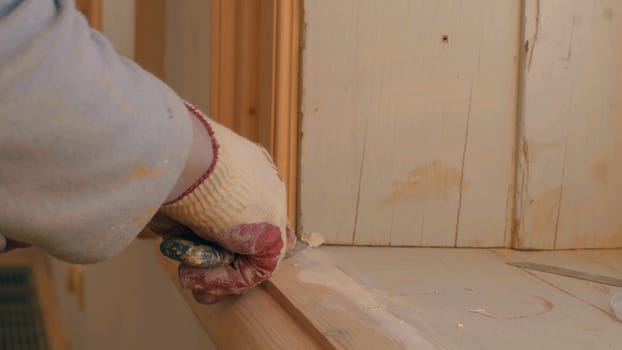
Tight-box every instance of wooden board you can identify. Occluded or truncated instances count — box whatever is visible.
[322,246,622,350]
[209,0,300,226]
[493,249,622,317]
[299,0,520,247]
[267,249,437,349]
[514,0,622,249]
[158,253,323,350]
[159,246,432,349]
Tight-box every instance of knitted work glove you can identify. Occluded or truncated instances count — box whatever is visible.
[155,103,295,304]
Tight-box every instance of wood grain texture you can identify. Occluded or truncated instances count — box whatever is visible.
[158,253,322,350]
[272,0,301,231]
[210,0,238,129]
[210,0,300,226]
[322,246,622,350]
[267,249,437,349]
[134,0,165,79]
[299,0,519,246]
[159,246,433,349]
[515,0,622,249]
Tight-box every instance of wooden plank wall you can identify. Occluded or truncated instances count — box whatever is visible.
[300,0,520,247]
[299,0,622,249]
[514,0,622,249]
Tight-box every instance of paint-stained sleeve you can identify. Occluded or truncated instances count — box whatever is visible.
[0,0,192,263]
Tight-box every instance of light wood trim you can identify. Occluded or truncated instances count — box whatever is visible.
[211,0,301,227]
[158,253,322,349]
[234,0,262,140]
[0,251,68,350]
[134,0,166,79]
[272,0,301,228]
[210,0,237,129]
[75,0,102,30]
[265,259,408,349]
[158,246,411,349]
[134,1,301,226]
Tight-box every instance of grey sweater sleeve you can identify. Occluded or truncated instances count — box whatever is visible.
[0,0,192,263]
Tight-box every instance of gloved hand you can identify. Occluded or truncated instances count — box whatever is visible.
[150,103,296,304]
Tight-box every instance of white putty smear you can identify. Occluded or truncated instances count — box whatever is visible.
[301,232,325,248]
[295,248,446,350]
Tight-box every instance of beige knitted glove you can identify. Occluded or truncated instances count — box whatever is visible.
[157,103,293,304]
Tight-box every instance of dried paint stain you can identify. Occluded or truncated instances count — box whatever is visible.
[382,161,466,205]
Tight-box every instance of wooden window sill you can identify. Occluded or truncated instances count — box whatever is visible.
[157,246,426,349]
[159,246,622,349]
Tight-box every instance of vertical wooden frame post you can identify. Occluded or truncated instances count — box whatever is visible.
[211,0,301,228]
[134,0,301,229]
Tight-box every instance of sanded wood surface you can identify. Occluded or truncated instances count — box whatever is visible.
[159,247,432,349]
[158,253,322,350]
[514,0,622,249]
[299,0,520,247]
[271,0,301,228]
[210,0,300,226]
[267,250,437,349]
[0,250,68,350]
[322,246,622,350]
[159,243,622,349]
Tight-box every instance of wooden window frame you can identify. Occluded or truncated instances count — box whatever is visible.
[133,3,408,347]
[72,2,403,348]
[135,0,300,228]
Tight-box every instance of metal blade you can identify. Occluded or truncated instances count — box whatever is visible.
[284,240,308,258]
[508,262,622,287]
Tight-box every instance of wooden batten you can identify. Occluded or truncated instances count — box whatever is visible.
[513,0,622,249]
[133,0,300,232]
[210,0,301,227]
